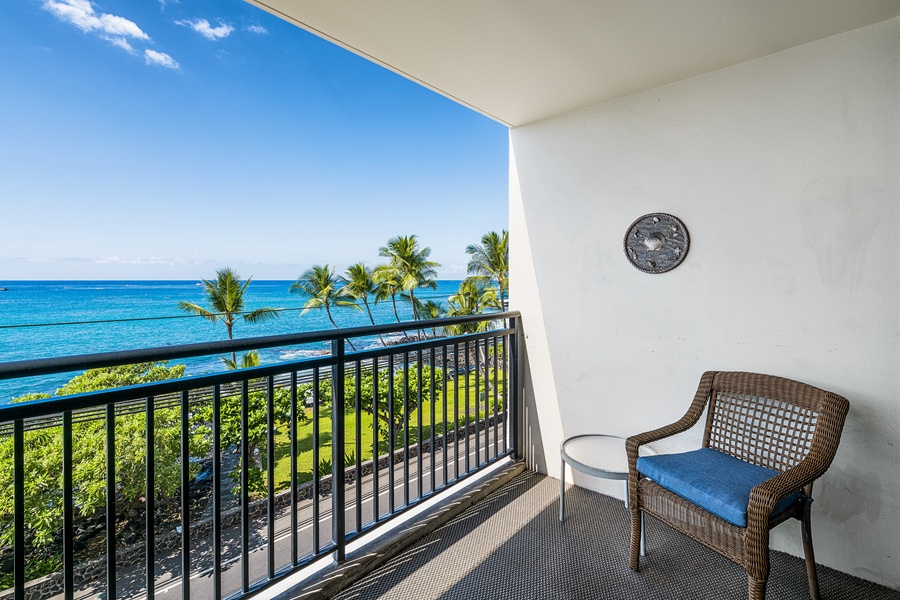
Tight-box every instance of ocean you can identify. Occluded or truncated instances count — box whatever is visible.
[0,280,464,403]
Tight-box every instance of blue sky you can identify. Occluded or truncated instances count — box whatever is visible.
[0,0,508,280]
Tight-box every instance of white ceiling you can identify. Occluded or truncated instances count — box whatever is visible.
[248,0,900,128]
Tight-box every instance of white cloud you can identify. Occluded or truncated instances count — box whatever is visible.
[177,18,233,41]
[442,264,468,276]
[94,256,176,265]
[144,49,179,70]
[246,24,268,35]
[43,0,149,41]
[105,36,134,54]
[42,0,180,67]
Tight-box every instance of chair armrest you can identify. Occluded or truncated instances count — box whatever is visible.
[747,462,818,525]
[626,372,718,508]
[746,391,849,530]
[739,461,821,580]
[626,371,717,471]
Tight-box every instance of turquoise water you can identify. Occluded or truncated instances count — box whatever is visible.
[0,280,463,403]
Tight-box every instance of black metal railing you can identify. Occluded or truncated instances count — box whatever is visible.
[0,312,521,600]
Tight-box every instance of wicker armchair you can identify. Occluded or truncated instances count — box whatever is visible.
[626,372,849,600]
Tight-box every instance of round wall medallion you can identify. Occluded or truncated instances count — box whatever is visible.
[624,213,690,274]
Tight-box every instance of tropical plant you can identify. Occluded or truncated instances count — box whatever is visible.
[354,365,444,444]
[373,264,403,323]
[377,235,440,338]
[420,299,445,338]
[317,451,357,478]
[303,365,443,446]
[0,363,202,549]
[317,457,333,477]
[178,267,279,364]
[446,279,502,391]
[341,262,386,345]
[466,230,509,308]
[195,383,298,496]
[445,277,501,334]
[290,265,361,350]
[222,350,261,370]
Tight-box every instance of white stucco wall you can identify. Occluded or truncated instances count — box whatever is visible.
[508,17,899,588]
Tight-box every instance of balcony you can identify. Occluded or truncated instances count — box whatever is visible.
[0,313,520,600]
[294,469,900,600]
[232,4,900,591]
[4,312,898,600]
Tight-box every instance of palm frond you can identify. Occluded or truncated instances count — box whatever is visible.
[299,297,325,315]
[242,307,280,324]
[335,300,363,311]
[177,301,220,324]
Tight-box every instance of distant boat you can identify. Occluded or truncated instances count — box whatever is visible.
[0,287,8,292]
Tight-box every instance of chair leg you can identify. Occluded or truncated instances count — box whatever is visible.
[629,508,642,571]
[801,500,821,600]
[748,575,767,600]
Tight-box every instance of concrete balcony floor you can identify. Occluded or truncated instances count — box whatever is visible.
[318,470,898,600]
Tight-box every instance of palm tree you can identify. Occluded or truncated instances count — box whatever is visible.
[373,264,403,323]
[290,265,361,350]
[466,230,509,309]
[445,277,500,335]
[420,299,445,338]
[446,278,501,392]
[178,267,279,364]
[223,350,261,370]
[341,262,386,345]
[377,235,439,338]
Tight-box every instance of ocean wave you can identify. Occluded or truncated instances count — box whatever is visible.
[279,348,330,360]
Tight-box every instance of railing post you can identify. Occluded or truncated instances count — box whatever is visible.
[512,316,524,462]
[240,381,250,593]
[63,412,74,600]
[106,404,117,600]
[331,338,346,563]
[180,391,191,600]
[212,386,222,599]
[146,397,156,600]
[13,419,25,600]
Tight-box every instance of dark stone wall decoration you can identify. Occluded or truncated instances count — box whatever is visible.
[624,213,690,274]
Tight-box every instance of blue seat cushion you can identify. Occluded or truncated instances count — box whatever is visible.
[636,447,804,527]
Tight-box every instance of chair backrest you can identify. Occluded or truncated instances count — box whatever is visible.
[702,372,848,473]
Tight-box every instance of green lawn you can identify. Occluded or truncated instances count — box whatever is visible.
[265,373,506,492]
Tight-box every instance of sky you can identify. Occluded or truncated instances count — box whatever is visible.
[0,0,509,280]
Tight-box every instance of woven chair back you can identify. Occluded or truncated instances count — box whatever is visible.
[703,372,824,472]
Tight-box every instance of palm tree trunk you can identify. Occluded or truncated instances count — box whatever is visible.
[363,299,386,345]
[410,290,426,340]
[478,343,493,395]
[391,294,401,322]
[226,323,236,365]
[326,306,357,351]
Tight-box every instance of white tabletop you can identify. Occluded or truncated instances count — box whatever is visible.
[560,434,656,480]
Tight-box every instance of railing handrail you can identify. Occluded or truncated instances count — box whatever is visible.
[0,311,521,382]
[0,313,519,422]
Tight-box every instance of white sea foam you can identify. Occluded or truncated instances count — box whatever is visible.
[279,349,329,360]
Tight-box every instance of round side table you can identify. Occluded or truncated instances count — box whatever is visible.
[559,434,656,556]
